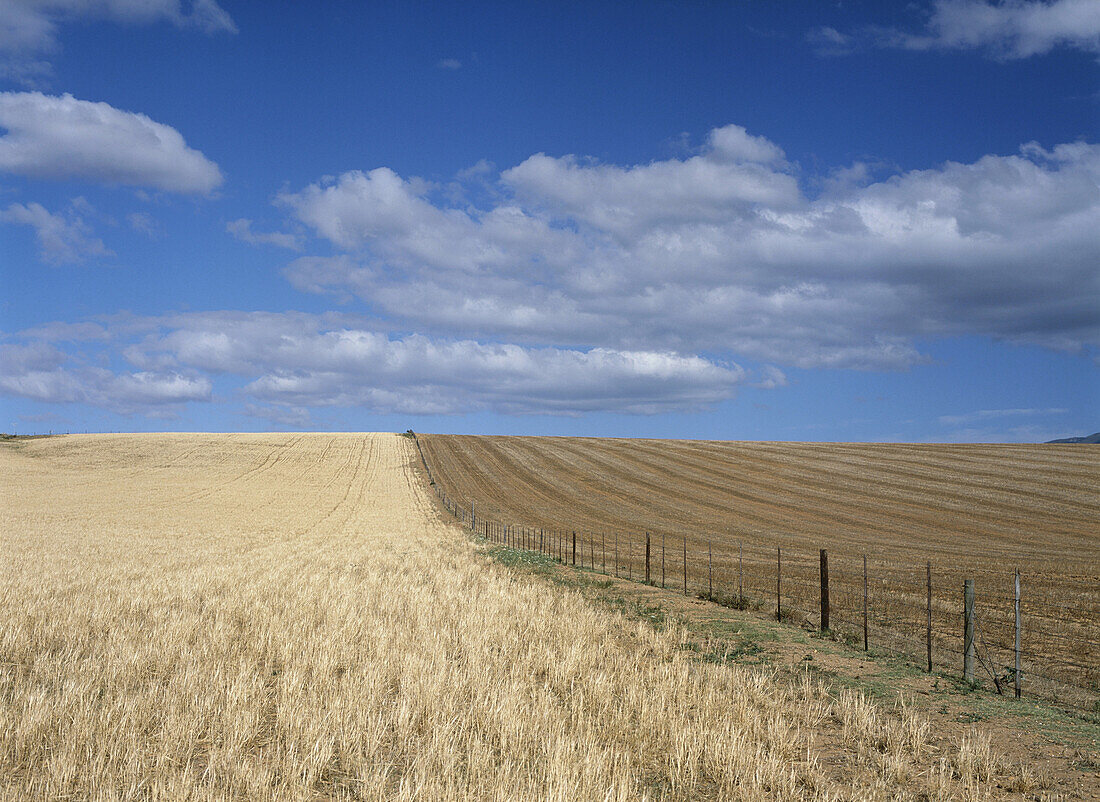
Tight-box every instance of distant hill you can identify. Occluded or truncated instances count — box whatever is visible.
[1045,432,1100,444]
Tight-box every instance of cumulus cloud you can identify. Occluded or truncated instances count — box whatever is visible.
[0,0,236,82]
[227,218,301,250]
[2,312,746,416]
[0,340,210,413]
[436,58,462,70]
[815,0,1100,60]
[0,92,223,193]
[1,200,110,263]
[277,127,1100,372]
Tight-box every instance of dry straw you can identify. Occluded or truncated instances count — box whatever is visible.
[1,433,1020,800]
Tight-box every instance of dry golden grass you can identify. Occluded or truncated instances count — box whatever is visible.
[418,435,1100,701]
[1,433,1027,799]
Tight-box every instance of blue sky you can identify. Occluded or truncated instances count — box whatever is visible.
[0,0,1097,441]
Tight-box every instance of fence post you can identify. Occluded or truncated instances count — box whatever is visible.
[926,562,933,673]
[738,541,743,602]
[1014,569,1021,699]
[645,532,651,584]
[776,547,782,622]
[572,531,576,566]
[540,528,544,554]
[614,532,619,578]
[708,538,713,599]
[863,555,868,651]
[820,549,829,632]
[661,532,666,589]
[590,537,594,571]
[471,501,475,532]
[602,531,606,574]
[963,579,975,684]
[683,536,688,596]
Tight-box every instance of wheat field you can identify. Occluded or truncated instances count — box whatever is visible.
[0,433,1048,799]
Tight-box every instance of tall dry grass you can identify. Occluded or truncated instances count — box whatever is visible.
[1,433,1012,800]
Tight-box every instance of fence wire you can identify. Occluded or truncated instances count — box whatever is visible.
[412,434,1100,715]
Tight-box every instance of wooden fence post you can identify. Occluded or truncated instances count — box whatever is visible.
[661,532,666,589]
[963,579,975,684]
[614,532,619,578]
[645,532,651,584]
[926,562,933,673]
[572,531,576,566]
[602,531,606,574]
[1014,569,1021,699]
[862,555,868,651]
[708,538,713,599]
[820,549,829,632]
[776,547,782,622]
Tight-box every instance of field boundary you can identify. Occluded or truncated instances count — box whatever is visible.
[409,431,1100,717]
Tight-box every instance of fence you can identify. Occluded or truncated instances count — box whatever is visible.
[409,433,1100,715]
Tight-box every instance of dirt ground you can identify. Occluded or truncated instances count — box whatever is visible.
[2,432,1097,800]
[419,434,1100,709]
[465,536,1100,800]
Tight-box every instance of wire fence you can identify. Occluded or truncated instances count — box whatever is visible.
[410,433,1100,716]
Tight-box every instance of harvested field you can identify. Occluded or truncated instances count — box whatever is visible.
[418,435,1100,707]
[4,432,1061,800]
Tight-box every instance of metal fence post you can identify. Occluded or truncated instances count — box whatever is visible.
[819,549,829,631]
[683,536,688,596]
[863,555,868,651]
[926,562,933,673]
[738,540,743,602]
[776,547,782,622]
[964,578,975,684]
[1014,569,1022,699]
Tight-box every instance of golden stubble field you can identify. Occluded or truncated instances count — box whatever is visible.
[418,435,1100,703]
[0,433,1082,800]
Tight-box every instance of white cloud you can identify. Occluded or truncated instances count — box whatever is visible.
[0,92,223,193]
[923,0,1100,58]
[937,407,1068,425]
[126,211,160,237]
[227,218,301,250]
[0,0,236,82]
[806,26,856,56]
[437,58,462,70]
[818,0,1100,60]
[1,200,110,263]
[752,365,788,390]
[4,311,746,416]
[242,403,315,428]
[0,340,210,413]
[277,127,1100,372]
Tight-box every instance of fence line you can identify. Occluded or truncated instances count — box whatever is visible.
[408,432,1100,715]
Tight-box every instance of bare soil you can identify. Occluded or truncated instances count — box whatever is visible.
[419,435,1100,709]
